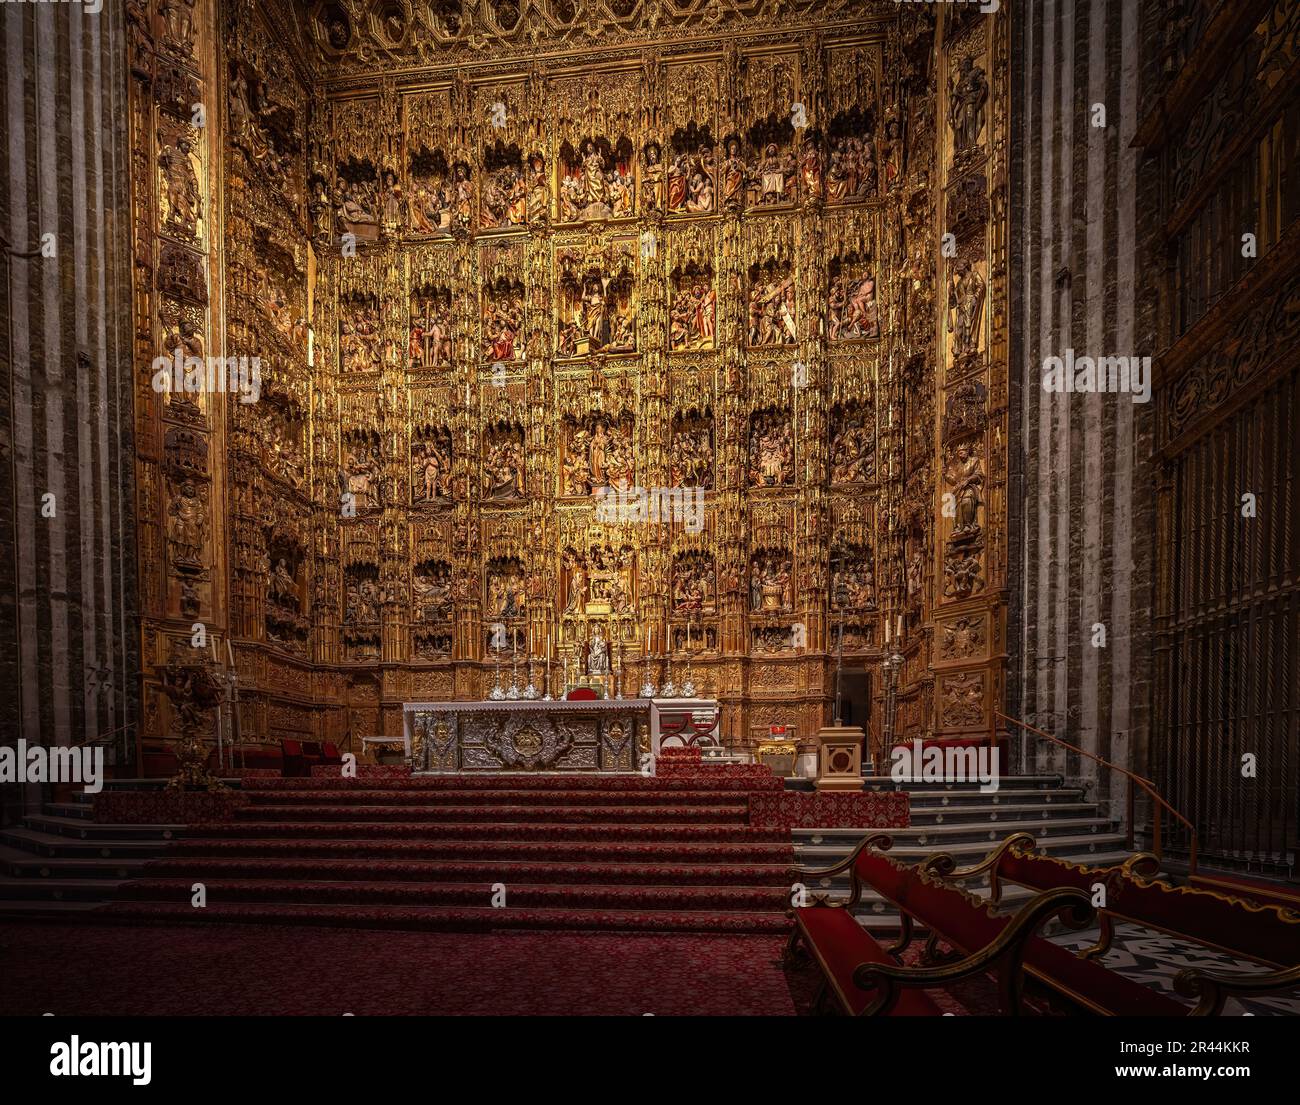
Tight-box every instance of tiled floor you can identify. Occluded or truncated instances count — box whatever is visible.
[1050,923,1300,1016]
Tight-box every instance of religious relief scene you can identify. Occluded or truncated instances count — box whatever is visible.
[562,414,636,496]
[557,135,635,223]
[555,241,638,357]
[408,283,455,368]
[7,0,1300,1042]
[746,258,798,347]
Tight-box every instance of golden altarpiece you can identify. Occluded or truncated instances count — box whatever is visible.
[125,0,1009,766]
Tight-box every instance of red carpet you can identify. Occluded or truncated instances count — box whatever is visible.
[0,921,998,1015]
[96,758,821,933]
[0,922,817,1016]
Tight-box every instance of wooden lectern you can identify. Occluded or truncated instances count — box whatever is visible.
[814,725,864,791]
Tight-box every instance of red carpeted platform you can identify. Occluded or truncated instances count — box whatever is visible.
[0,922,993,1015]
[92,754,908,935]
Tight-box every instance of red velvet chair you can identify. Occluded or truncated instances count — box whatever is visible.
[320,741,343,766]
[280,739,308,778]
[565,687,598,701]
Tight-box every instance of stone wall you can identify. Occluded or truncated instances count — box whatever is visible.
[1006,0,1163,817]
[0,2,138,822]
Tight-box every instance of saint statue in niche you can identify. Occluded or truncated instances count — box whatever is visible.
[587,623,611,676]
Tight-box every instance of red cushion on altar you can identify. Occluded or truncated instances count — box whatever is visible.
[566,687,598,701]
[795,907,940,1016]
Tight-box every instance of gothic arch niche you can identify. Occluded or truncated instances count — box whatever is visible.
[555,239,638,357]
[410,424,453,506]
[265,527,308,657]
[482,420,526,501]
[408,279,455,369]
[745,256,797,348]
[829,401,875,486]
[561,410,636,496]
[747,407,794,488]
[340,428,384,514]
[669,408,714,490]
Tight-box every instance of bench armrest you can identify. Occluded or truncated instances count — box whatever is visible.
[791,833,893,911]
[922,831,1037,883]
[1175,962,1300,1017]
[852,886,1095,1016]
[792,832,894,880]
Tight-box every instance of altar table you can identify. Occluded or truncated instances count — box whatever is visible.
[401,697,718,773]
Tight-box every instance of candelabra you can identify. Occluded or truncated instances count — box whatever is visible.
[488,644,505,700]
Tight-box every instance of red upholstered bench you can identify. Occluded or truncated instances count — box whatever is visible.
[924,833,1300,1015]
[789,834,1097,1016]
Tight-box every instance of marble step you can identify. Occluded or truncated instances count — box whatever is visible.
[1,827,174,860]
[20,815,183,842]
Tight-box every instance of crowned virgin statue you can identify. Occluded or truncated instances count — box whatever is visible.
[587,624,611,676]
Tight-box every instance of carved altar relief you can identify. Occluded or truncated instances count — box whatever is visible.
[830,404,875,485]
[157,117,204,242]
[482,422,526,501]
[555,239,638,357]
[668,261,717,352]
[554,76,639,224]
[747,409,795,488]
[746,258,797,347]
[411,426,453,505]
[672,551,717,615]
[562,413,636,496]
[669,412,714,490]
[828,255,879,342]
[749,549,794,613]
[338,290,383,374]
[409,281,455,368]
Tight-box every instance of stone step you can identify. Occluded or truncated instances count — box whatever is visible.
[860,774,1065,790]
[794,818,1115,848]
[794,832,1128,865]
[0,877,126,902]
[0,845,152,881]
[902,788,1088,806]
[1,827,174,860]
[21,815,183,841]
[907,802,1100,823]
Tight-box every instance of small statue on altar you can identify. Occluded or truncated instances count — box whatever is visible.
[587,624,610,676]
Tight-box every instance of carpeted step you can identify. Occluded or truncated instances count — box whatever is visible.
[133,857,798,886]
[186,821,785,843]
[230,803,751,824]
[238,774,781,792]
[243,788,761,808]
[167,838,797,864]
[115,878,795,911]
[95,900,792,934]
